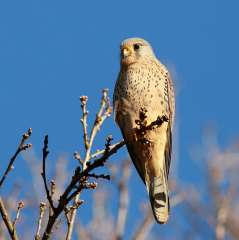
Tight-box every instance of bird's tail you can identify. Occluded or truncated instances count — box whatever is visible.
[148,170,170,224]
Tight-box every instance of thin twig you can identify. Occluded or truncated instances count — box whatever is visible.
[87,173,110,180]
[134,108,168,144]
[50,180,56,199]
[41,135,55,214]
[0,129,32,240]
[83,89,112,169]
[66,89,112,240]
[0,128,32,188]
[12,201,24,228]
[65,200,84,226]
[49,180,56,217]
[90,140,125,159]
[80,96,89,151]
[64,136,112,240]
[74,151,83,165]
[35,202,46,240]
[64,207,71,226]
[41,135,125,240]
[0,197,19,240]
[41,90,124,240]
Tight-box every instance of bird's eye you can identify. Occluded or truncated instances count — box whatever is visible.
[133,44,140,50]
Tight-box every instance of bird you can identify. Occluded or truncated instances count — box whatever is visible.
[113,37,175,224]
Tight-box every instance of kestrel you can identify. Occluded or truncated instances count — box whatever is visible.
[113,38,175,224]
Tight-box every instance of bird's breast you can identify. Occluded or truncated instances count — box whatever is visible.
[118,62,167,116]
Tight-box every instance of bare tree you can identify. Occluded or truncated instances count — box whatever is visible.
[183,130,239,240]
[1,91,238,240]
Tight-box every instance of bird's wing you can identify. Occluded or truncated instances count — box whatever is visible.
[120,127,146,184]
[164,72,175,179]
[167,73,175,127]
[164,124,172,179]
[113,72,122,122]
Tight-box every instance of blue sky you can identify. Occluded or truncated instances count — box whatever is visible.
[0,0,239,238]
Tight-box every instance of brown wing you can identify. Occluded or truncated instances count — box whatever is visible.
[120,127,146,184]
[113,72,122,122]
[164,72,175,179]
[167,73,175,126]
[164,123,172,179]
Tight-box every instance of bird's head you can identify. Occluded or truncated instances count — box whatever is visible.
[120,38,155,66]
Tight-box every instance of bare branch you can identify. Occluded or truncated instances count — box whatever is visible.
[0,129,32,240]
[12,201,24,228]
[0,197,19,240]
[134,108,168,144]
[41,135,56,214]
[64,200,84,226]
[83,89,112,169]
[80,96,89,150]
[74,151,83,165]
[65,194,80,240]
[35,202,46,240]
[66,89,113,240]
[39,90,125,239]
[49,180,56,217]
[50,180,56,198]
[87,173,110,180]
[41,127,125,239]
[64,136,120,204]
[0,128,32,188]
[90,140,125,159]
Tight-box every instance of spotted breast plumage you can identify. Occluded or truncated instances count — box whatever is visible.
[113,38,175,224]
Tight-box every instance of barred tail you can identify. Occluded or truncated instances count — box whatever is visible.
[148,171,170,224]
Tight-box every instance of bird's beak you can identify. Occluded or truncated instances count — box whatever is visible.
[121,47,131,58]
